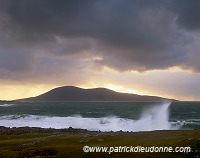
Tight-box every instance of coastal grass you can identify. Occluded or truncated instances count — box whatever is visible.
[0,130,199,157]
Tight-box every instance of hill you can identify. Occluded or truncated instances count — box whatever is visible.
[18,86,176,102]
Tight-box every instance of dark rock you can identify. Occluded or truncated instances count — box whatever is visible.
[0,126,89,135]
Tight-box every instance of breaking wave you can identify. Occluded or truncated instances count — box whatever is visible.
[0,104,15,107]
[0,102,182,131]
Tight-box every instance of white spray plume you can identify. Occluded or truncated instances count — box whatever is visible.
[0,102,172,132]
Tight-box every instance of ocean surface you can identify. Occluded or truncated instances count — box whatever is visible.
[0,101,200,132]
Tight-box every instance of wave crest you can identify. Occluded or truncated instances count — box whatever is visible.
[0,102,174,131]
[0,104,14,107]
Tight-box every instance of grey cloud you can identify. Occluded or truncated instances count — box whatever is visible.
[169,0,200,31]
[0,49,33,72]
[0,49,35,81]
[0,0,199,73]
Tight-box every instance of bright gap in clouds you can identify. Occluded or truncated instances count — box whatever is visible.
[0,85,56,101]
[80,84,139,94]
[103,85,138,95]
[0,67,199,101]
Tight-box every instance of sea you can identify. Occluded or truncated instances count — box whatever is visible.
[0,101,199,132]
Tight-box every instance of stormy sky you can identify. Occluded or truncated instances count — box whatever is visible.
[0,0,200,101]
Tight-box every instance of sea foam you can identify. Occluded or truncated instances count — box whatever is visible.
[0,102,174,131]
[0,104,14,107]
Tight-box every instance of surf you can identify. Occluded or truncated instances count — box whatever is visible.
[0,102,174,132]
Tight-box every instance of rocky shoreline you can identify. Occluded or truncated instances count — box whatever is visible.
[0,126,89,135]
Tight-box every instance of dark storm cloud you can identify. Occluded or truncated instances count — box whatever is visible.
[0,0,200,72]
[169,0,200,31]
[0,49,35,80]
[0,49,33,72]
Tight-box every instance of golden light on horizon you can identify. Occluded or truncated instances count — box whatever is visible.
[104,85,138,94]
[80,84,139,95]
[0,84,140,101]
[0,81,197,101]
[0,84,56,101]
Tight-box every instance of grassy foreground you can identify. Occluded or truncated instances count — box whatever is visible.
[0,128,200,158]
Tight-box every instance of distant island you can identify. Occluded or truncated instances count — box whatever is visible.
[17,86,177,102]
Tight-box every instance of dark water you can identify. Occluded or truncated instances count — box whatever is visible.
[0,101,199,131]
